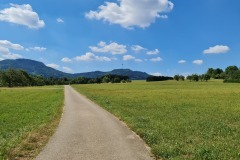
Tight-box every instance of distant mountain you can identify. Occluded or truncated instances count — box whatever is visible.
[0,59,72,78]
[0,59,149,80]
[74,69,149,80]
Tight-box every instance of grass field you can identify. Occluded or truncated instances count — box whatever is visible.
[0,86,63,159]
[72,80,240,159]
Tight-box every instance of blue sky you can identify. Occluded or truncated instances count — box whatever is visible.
[0,0,239,76]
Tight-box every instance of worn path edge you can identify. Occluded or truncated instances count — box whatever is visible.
[36,85,153,160]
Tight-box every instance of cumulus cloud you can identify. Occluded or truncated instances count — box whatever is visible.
[159,15,168,19]
[62,66,73,73]
[0,40,24,50]
[178,60,186,64]
[2,53,22,59]
[203,45,230,54]
[123,55,142,62]
[135,59,143,62]
[61,57,72,63]
[123,55,135,61]
[26,46,46,52]
[150,57,162,62]
[0,4,45,29]
[57,18,64,23]
[86,0,174,29]
[75,52,112,62]
[192,60,203,65]
[131,45,146,52]
[47,63,60,69]
[150,72,162,76]
[0,40,24,59]
[90,41,127,55]
[147,49,159,55]
[0,46,11,55]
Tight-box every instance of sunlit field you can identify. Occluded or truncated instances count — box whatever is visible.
[0,86,63,159]
[73,80,240,159]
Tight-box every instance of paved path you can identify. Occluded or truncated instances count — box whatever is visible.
[36,85,153,160]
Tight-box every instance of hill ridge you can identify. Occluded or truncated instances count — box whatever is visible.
[0,59,149,80]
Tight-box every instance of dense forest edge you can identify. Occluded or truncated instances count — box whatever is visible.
[0,69,131,87]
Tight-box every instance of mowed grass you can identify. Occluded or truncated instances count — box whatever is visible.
[72,80,240,159]
[0,86,63,159]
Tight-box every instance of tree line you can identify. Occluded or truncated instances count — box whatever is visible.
[173,66,240,82]
[0,69,131,87]
[146,76,173,82]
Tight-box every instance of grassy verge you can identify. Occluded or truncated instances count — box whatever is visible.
[72,80,240,159]
[0,86,64,159]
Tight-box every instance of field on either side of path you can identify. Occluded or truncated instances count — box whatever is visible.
[72,80,240,159]
[0,86,63,159]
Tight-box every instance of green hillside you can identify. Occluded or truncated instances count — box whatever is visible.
[0,59,149,80]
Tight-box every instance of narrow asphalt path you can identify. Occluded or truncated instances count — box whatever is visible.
[36,85,153,160]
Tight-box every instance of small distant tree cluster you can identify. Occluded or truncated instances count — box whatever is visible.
[186,74,210,82]
[173,75,185,81]
[0,69,131,87]
[146,76,173,82]
[223,66,240,83]
[70,74,131,84]
[204,66,240,83]
[178,66,240,83]
[206,68,224,79]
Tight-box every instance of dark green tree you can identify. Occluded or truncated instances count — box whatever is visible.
[174,75,180,81]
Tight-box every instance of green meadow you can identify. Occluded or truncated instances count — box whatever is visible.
[0,86,63,159]
[72,80,240,159]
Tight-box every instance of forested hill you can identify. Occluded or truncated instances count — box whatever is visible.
[0,59,149,80]
[75,69,149,80]
[0,59,72,78]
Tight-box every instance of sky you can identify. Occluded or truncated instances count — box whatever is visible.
[0,0,239,76]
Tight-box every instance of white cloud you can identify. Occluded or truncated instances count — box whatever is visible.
[47,63,60,69]
[62,66,73,73]
[150,72,162,76]
[57,18,64,23]
[90,41,127,55]
[75,52,112,62]
[2,53,22,59]
[131,45,146,52]
[123,55,135,61]
[0,40,23,59]
[86,0,174,29]
[0,57,4,61]
[147,49,159,55]
[178,60,186,64]
[159,15,168,19]
[61,57,72,63]
[0,40,24,50]
[203,45,230,54]
[192,60,203,65]
[122,55,142,62]
[150,57,162,62]
[135,59,143,62]
[27,46,46,52]
[111,57,118,61]
[0,4,45,29]
[0,46,10,55]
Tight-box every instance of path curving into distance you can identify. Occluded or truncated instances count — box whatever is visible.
[36,85,153,160]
